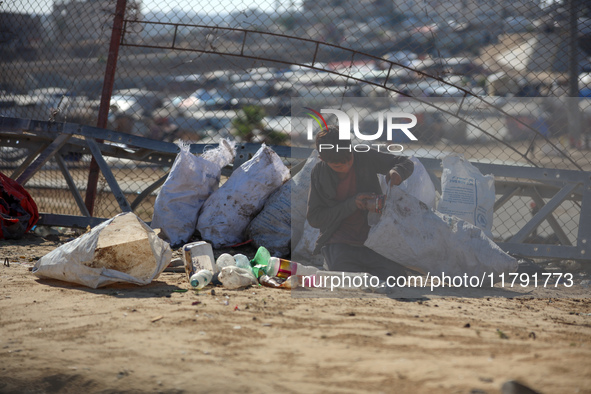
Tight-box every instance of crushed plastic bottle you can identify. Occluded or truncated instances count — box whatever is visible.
[218,266,257,289]
[233,254,251,270]
[216,253,236,270]
[190,269,213,289]
[250,246,271,278]
[250,246,270,266]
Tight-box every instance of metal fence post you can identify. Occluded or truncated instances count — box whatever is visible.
[568,0,582,149]
[84,0,127,216]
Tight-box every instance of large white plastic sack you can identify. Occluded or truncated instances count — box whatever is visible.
[292,219,324,269]
[151,141,235,246]
[378,156,437,210]
[246,150,320,257]
[33,213,172,288]
[364,187,517,278]
[246,182,291,256]
[290,150,320,247]
[197,144,290,248]
[437,154,495,237]
[399,156,437,209]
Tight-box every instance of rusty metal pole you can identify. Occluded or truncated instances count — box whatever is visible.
[84,0,127,216]
[567,0,581,149]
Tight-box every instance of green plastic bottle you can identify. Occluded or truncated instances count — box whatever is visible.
[250,246,270,278]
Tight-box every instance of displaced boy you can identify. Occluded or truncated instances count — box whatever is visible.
[306,124,415,279]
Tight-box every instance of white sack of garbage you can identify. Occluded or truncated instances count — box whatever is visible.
[364,187,517,279]
[246,182,292,256]
[197,144,290,248]
[151,140,235,246]
[33,212,172,288]
[246,150,320,257]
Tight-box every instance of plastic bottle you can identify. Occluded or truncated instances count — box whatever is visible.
[250,246,270,267]
[190,269,213,289]
[294,263,319,277]
[216,253,236,270]
[183,241,216,281]
[250,246,271,278]
[266,257,295,279]
[265,258,319,279]
[233,254,251,270]
[218,266,257,289]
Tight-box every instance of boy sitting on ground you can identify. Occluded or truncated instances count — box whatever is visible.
[306,124,415,279]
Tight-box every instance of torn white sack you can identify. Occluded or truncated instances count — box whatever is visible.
[33,213,172,288]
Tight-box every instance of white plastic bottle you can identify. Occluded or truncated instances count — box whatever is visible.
[183,241,217,281]
[265,257,293,278]
[216,253,236,270]
[294,263,319,276]
[190,269,213,289]
[233,254,251,270]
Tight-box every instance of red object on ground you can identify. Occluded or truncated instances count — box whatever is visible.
[0,172,39,239]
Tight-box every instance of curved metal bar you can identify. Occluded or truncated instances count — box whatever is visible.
[121,20,583,171]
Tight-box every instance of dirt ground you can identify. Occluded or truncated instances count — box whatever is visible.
[1,232,591,394]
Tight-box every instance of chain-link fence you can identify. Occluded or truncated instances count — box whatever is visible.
[1,0,590,247]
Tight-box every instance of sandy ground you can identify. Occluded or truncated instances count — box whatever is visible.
[1,232,591,394]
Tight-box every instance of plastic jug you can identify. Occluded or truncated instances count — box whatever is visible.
[183,241,217,281]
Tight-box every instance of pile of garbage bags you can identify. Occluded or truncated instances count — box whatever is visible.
[150,141,323,268]
[33,142,518,290]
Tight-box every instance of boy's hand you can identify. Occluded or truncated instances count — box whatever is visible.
[389,170,403,186]
[355,193,375,210]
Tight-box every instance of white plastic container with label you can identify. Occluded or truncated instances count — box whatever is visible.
[183,241,217,281]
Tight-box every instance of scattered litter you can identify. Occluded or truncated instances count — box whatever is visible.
[151,316,164,323]
[183,241,217,280]
[233,325,241,330]
[190,269,213,289]
[218,266,258,290]
[233,254,251,270]
[172,289,188,293]
[528,332,536,340]
[33,212,172,288]
[259,275,289,289]
[191,301,201,306]
[215,253,236,270]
